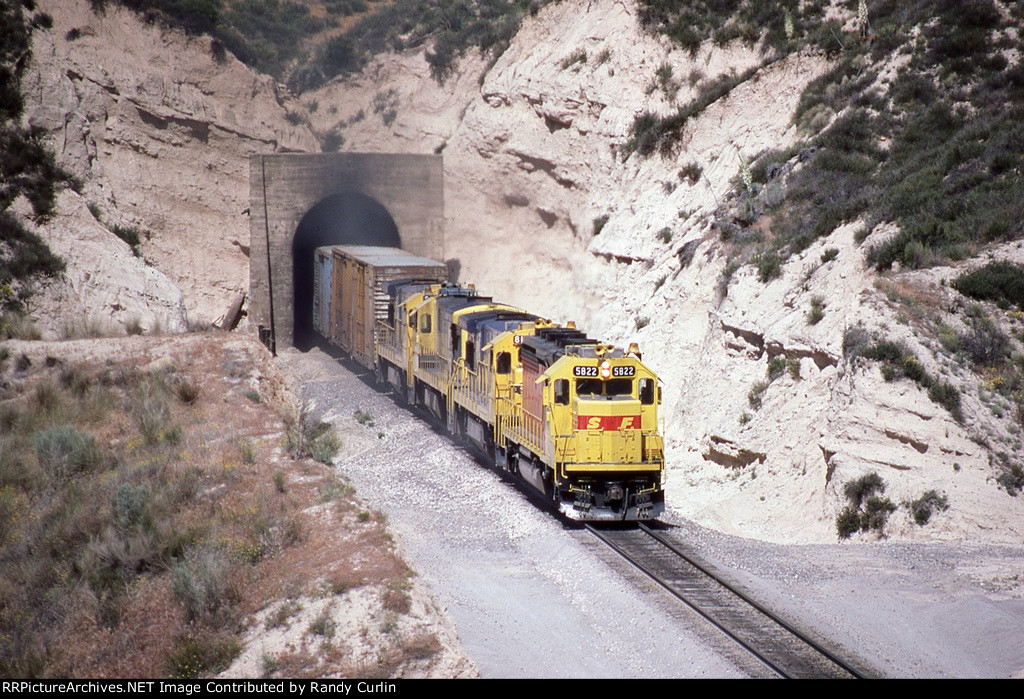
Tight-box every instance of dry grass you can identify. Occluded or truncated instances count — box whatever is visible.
[0,334,440,679]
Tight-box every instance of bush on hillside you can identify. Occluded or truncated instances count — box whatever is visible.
[952,262,1024,310]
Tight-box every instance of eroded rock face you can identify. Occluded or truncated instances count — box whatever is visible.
[22,0,317,330]
[24,191,187,336]
[304,0,1024,544]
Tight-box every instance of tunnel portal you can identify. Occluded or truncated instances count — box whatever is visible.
[249,153,444,352]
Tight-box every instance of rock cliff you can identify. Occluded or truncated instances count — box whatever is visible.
[22,0,317,333]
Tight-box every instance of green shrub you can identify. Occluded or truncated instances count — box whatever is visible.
[861,495,898,531]
[309,609,335,637]
[997,463,1024,496]
[170,548,238,623]
[137,380,172,445]
[0,311,41,340]
[111,224,144,256]
[952,262,1024,310]
[766,356,786,381]
[835,505,861,539]
[240,440,257,465]
[837,472,896,538]
[807,295,825,325]
[592,214,609,236]
[560,49,587,70]
[321,129,344,153]
[288,406,340,464]
[786,357,802,380]
[310,427,337,459]
[113,482,152,530]
[59,367,91,397]
[754,248,782,283]
[35,425,99,478]
[748,380,769,410]
[820,247,839,263]
[842,325,871,359]
[908,490,949,525]
[958,315,1009,366]
[125,316,144,336]
[165,633,242,680]
[843,472,885,509]
[678,162,702,183]
[175,376,200,404]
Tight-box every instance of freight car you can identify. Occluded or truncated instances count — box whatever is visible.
[313,245,665,521]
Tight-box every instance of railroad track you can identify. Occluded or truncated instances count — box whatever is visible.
[585,523,865,679]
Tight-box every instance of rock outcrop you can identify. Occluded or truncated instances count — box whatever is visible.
[23,0,317,331]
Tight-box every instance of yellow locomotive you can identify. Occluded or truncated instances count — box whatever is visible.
[313,245,666,521]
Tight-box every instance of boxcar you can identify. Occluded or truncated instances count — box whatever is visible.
[313,245,448,369]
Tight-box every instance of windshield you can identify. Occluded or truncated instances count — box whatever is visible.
[575,379,633,396]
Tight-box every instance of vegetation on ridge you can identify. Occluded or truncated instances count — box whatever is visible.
[0,340,432,678]
[87,0,325,78]
[636,0,1024,276]
[89,0,555,89]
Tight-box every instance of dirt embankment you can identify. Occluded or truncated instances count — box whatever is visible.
[0,332,473,678]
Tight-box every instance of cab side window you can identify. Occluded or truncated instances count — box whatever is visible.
[450,324,460,358]
[554,379,569,405]
[496,351,512,375]
[639,378,655,405]
[420,313,432,334]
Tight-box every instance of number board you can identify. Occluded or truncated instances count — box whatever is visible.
[572,365,636,377]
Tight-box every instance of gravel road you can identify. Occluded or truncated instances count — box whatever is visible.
[279,346,1024,679]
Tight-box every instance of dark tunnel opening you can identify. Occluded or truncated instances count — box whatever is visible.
[292,192,400,350]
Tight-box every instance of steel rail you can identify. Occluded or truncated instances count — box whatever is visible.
[585,523,791,678]
[639,523,864,679]
[585,523,864,679]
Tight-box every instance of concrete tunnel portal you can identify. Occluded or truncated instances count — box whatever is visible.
[249,153,445,353]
